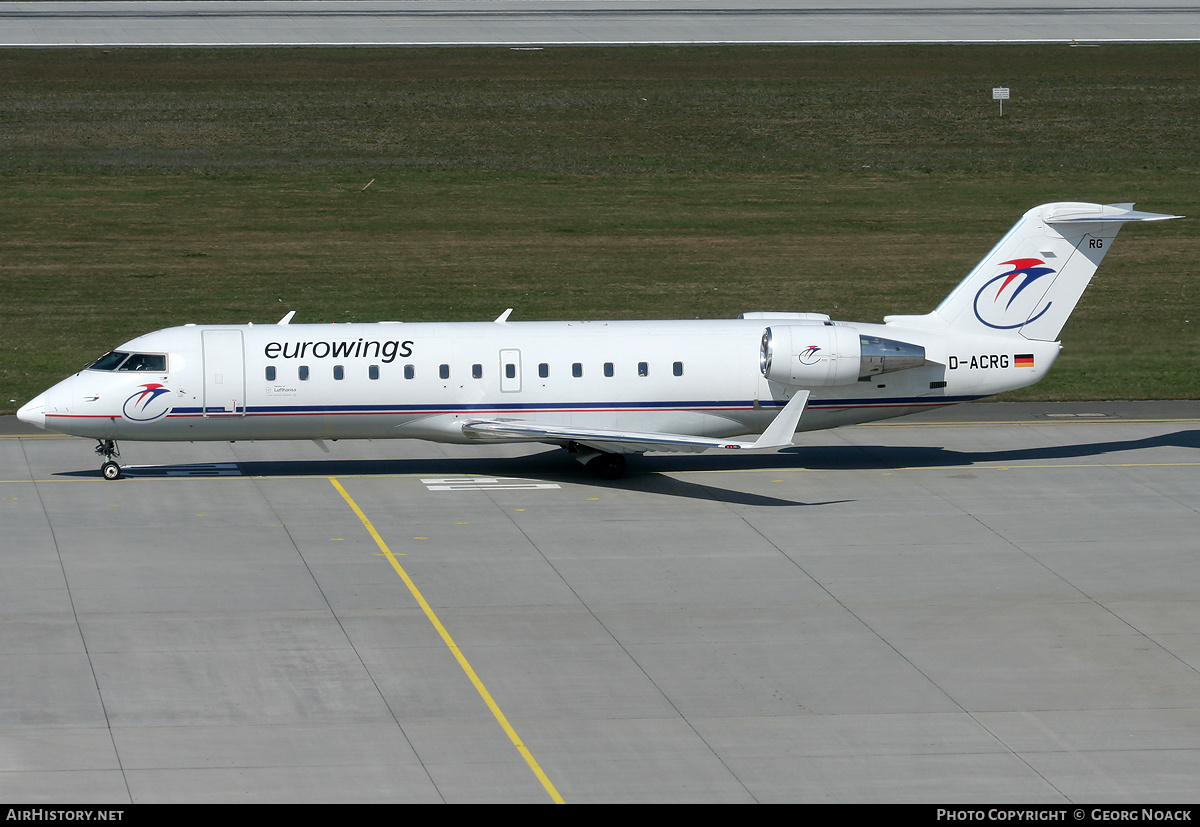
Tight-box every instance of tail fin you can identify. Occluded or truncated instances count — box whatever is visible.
[905,202,1180,341]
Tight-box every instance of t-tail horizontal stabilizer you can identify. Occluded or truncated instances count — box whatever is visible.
[887,202,1183,342]
[462,391,810,454]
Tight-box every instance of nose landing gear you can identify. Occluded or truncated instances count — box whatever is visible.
[95,439,122,480]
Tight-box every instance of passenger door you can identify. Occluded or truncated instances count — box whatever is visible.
[202,329,246,416]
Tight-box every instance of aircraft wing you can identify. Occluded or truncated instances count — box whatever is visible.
[461,391,809,455]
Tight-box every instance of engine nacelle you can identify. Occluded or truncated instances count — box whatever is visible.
[760,324,862,386]
[760,325,926,386]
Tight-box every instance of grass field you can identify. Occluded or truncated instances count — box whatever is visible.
[2,46,1197,412]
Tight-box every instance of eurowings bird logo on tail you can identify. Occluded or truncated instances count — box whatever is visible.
[122,383,172,421]
[973,258,1057,330]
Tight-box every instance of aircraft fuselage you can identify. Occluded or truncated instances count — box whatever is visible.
[21,316,1058,444]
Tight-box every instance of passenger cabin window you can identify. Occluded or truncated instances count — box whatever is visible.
[369,365,380,380]
[299,365,310,380]
[572,363,583,378]
[638,361,649,377]
[603,362,614,377]
[404,365,415,380]
[538,363,549,378]
[333,365,344,380]
[673,361,684,376]
[439,364,450,380]
[473,364,483,379]
[265,366,276,381]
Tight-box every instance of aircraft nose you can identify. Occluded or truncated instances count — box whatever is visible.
[16,395,46,429]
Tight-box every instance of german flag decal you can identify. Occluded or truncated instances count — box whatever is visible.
[1015,354,1035,368]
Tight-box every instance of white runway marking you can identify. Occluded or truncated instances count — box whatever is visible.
[421,476,561,491]
[124,463,242,477]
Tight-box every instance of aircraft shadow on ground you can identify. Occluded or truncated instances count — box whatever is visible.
[777,427,1200,471]
[58,451,835,507]
[54,428,1199,506]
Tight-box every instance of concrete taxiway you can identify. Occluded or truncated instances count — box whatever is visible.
[2,401,1198,802]
[2,0,1199,47]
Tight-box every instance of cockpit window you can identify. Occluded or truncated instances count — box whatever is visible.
[86,351,168,372]
[118,353,167,372]
[87,351,131,371]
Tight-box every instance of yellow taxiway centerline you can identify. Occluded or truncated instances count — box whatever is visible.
[329,476,565,805]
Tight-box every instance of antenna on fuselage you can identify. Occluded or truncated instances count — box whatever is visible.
[494,308,513,323]
[277,311,296,325]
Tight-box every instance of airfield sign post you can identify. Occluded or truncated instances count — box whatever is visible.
[993,87,1010,116]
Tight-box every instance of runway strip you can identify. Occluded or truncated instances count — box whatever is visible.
[3,0,1198,46]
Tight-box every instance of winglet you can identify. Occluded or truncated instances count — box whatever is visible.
[751,390,809,449]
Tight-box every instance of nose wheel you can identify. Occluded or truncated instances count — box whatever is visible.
[95,439,122,480]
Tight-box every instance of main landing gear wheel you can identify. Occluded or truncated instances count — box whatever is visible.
[95,439,122,481]
[586,452,627,480]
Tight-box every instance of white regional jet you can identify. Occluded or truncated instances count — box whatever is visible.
[17,202,1180,480]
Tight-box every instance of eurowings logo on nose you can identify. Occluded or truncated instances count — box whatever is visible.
[122,383,172,422]
[973,258,1057,330]
[798,345,822,365]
